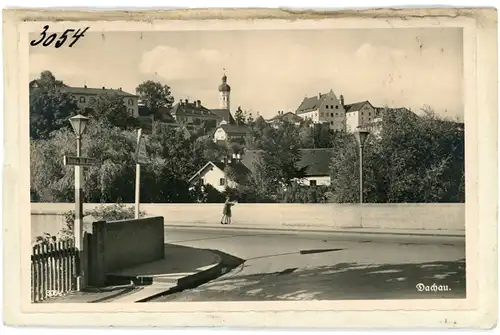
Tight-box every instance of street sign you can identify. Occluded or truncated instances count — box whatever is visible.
[136,130,149,165]
[63,155,99,167]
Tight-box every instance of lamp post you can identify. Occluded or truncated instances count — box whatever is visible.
[222,152,241,191]
[354,129,370,204]
[69,114,89,290]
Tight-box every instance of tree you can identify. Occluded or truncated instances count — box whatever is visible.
[136,80,174,118]
[30,118,138,203]
[234,106,246,125]
[329,107,465,203]
[86,91,138,129]
[30,71,79,139]
[257,122,305,193]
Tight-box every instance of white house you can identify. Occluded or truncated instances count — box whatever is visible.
[213,120,250,144]
[188,161,240,193]
[344,101,378,133]
[189,149,334,192]
[295,90,346,132]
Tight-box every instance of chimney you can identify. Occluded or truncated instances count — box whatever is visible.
[119,87,122,91]
[340,94,344,106]
[185,99,188,104]
[84,85,87,89]
[318,93,321,99]
[102,86,105,89]
[197,100,201,107]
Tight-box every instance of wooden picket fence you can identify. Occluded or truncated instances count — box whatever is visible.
[31,240,79,303]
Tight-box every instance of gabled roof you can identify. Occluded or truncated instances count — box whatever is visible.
[297,149,334,176]
[188,160,252,185]
[188,161,221,184]
[344,101,373,113]
[296,95,326,114]
[61,86,138,97]
[267,111,303,123]
[241,149,333,177]
[218,123,250,135]
[296,90,339,114]
[171,101,220,118]
[211,109,236,124]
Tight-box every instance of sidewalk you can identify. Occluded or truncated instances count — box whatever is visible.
[41,243,222,304]
[164,222,466,237]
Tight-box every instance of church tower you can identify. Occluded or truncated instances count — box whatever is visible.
[218,73,231,111]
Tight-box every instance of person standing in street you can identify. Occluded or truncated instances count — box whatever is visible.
[221,196,236,225]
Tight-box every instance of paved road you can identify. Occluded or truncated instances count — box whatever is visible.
[153,227,466,301]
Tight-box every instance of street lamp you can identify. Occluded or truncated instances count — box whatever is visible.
[69,114,89,290]
[354,129,370,204]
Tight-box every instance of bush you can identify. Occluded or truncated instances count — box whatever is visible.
[34,203,147,246]
[60,203,147,240]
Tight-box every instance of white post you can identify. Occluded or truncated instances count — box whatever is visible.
[135,129,142,219]
[74,135,85,290]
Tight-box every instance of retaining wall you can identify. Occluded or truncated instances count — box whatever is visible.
[87,216,165,287]
[31,203,465,239]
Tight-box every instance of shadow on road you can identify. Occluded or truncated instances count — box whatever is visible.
[157,259,466,301]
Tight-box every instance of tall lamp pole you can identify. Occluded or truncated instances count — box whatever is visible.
[354,129,370,204]
[68,114,89,290]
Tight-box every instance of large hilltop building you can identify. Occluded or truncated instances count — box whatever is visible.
[295,90,346,132]
[288,89,414,134]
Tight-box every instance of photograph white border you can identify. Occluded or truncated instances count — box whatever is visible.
[2,7,497,329]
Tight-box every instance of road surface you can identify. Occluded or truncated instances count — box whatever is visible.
[152,227,465,301]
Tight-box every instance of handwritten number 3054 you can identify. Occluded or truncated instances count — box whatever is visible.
[30,26,89,48]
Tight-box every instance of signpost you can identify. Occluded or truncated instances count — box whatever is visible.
[135,128,149,219]
[64,156,99,167]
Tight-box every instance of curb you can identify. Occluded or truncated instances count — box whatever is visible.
[163,224,466,238]
[100,252,234,303]
[135,260,223,302]
[136,249,245,302]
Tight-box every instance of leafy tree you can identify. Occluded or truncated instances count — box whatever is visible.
[329,107,465,203]
[30,71,79,139]
[136,80,174,118]
[234,106,246,125]
[30,118,138,203]
[258,122,305,192]
[86,91,137,129]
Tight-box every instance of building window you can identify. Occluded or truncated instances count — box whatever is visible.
[128,108,134,114]
[79,97,86,103]
[336,113,338,116]
[330,113,333,117]
[335,105,339,109]
[89,97,96,103]
[330,121,333,125]
[219,178,225,186]
[310,180,317,186]
[320,112,324,117]
[369,112,371,116]
[128,99,134,105]
[326,105,329,109]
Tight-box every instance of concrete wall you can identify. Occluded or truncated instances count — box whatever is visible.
[87,217,164,287]
[31,203,465,239]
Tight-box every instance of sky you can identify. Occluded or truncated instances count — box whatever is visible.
[30,28,464,120]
